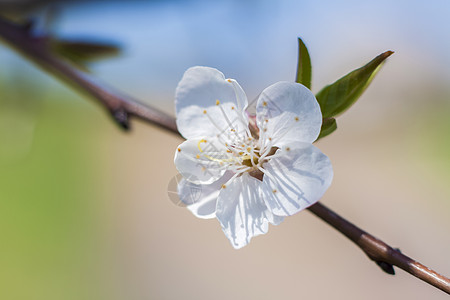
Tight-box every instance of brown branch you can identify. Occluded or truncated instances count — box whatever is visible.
[0,16,449,295]
[309,203,450,294]
[0,16,177,133]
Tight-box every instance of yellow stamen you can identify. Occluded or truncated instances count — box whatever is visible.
[198,139,233,163]
[197,139,208,152]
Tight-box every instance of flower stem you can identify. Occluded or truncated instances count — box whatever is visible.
[0,15,448,295]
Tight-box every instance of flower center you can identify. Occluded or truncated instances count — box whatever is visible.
[198,93,281,181]
[242,154,259,167]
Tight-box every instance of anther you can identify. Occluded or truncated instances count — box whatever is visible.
[216,100,220,105]
[227,79,232,83]
[295,116,299,122]
[222,184,227,189]
[272,189,277,193]
[203,110,207,114]
[196,154,200,159]
[263,101,267,107]
[286,147,290,151]
[177,148,181,152]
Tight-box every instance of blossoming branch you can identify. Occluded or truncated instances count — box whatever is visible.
[0,17,448,294]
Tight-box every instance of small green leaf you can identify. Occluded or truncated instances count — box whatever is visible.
[317,117,337,141]
[295,37,312,89]
[50,39,121,70]
[316,51,394,119]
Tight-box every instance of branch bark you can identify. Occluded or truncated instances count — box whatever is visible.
[308,203,450,294]
[0,17,177,132]
[0,16,448,295]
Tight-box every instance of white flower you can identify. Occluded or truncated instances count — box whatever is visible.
[174,66,333,249]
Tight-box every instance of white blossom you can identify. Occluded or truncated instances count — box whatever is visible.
[174,66,333,249]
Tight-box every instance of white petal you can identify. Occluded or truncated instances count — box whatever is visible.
[268,214,285,226]
[216,173,279,249]
[256,82,322,146]
[174,137,228,184]
[176,67,249,139]
[177,172,234,219]
[261,142,333,216]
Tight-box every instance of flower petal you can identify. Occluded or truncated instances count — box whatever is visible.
[177,172,234,219]
[261,142,333,216]
[176,66,249,139]
[256,82,322,146]
[174,137,228,184]
[216,173,280,249]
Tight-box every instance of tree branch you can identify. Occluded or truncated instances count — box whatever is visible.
[0,16,448,295]
[308,203,450,294]
[0,17,177,132]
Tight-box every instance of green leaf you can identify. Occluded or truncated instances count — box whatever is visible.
[316,51,394,119]
[317,117,337,141]
[295,37,312,89]
[50,39,121,71]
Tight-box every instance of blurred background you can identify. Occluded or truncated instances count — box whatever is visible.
[0,0,449,299]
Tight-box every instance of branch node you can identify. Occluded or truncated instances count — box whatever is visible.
[375,261,396,275]
[23,21,33,33]
[112,108,130,130]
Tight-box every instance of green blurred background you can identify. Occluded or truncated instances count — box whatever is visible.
[0,1,449,299]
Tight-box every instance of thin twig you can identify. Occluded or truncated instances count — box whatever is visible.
[308,203,450,294]
[0,16,448,295]
[0,17,177,132]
